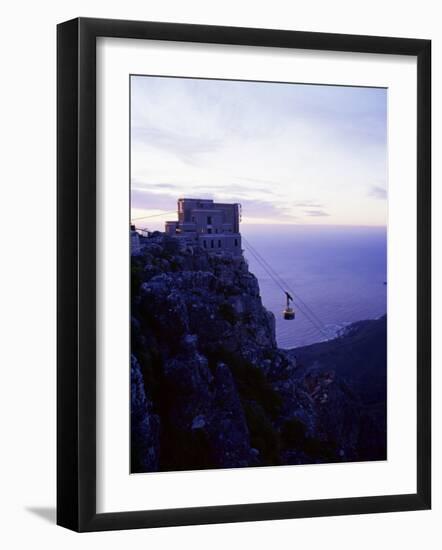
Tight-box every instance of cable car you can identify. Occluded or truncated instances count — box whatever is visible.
[283,291,295,320]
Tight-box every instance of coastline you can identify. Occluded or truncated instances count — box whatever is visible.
[288,315,387,410]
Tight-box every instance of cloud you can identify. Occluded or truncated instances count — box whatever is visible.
[132,126,222,164]
[236,176,283,188]
[131,188,298,223]
[131,179,180,191]
[303,209,330,217]
[368,185,387,200]
[239,198,297,221]
[131,188,177,211]
[148,182,177,190]
[192,183,275,199]
[130,75,387,226]
[292,200,323,208]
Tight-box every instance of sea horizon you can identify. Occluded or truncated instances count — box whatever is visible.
[241,224,387,349]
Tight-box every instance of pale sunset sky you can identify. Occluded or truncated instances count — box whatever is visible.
[130,75,387,231]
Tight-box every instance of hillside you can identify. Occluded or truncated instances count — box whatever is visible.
[131,232,387,472]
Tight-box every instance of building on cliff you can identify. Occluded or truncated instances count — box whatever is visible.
[165,198,242,255]
[130,224,141,255]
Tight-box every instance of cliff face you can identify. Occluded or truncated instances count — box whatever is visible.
[131,232,386,472]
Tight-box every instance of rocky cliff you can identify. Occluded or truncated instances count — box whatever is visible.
[131,232,386,472]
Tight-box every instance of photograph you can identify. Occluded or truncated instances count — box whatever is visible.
[51,8,432,536]
[129,75,388,473]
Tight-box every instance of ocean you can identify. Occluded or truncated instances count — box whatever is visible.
[242,225,387,349]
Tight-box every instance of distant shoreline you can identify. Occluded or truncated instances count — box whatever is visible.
[287,314,387,352]
[289,314,387,354]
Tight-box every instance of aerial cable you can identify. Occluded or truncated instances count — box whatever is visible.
[242,236,328,333]
[243,239,382,350]
[243,237,325,326]
[131,210,176,222]
[242,236,327,332]
[242,240,327,337]
[246,246,325,337]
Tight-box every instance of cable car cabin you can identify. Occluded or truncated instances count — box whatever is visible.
[284,307,295,320]
[283,292,295,320]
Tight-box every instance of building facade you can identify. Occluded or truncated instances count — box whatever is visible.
[165,198,242,255]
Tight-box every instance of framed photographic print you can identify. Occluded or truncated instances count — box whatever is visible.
[57,17,431,531]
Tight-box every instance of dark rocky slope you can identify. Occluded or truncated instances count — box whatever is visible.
[131,232,386,472]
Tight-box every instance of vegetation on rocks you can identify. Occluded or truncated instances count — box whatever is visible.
[131,233,387,472]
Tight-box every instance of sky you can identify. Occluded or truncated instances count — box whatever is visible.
[130,75,387,231]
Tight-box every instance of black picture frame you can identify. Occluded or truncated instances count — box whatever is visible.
[57,17,431,532]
